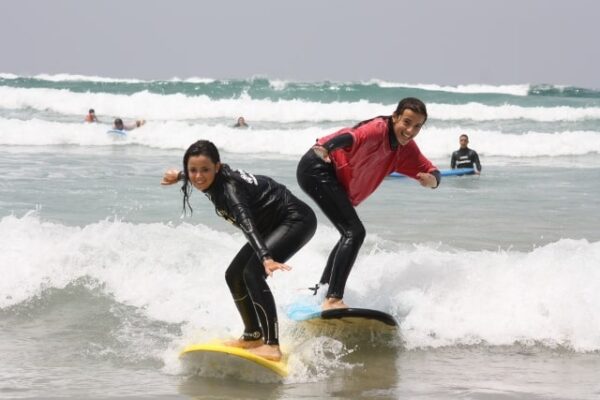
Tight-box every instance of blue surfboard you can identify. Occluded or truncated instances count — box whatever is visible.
[389,167,474,179]
[106,129,127,138]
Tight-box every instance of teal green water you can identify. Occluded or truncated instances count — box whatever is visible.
[4,75,600,105]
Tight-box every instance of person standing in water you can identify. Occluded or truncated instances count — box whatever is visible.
[451,134,481,174]
[162,140,316,361]
[296,97,440,310]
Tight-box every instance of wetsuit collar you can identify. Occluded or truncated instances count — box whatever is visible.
[202,165,227,195]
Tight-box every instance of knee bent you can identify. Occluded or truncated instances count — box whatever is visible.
[342,222,366,245]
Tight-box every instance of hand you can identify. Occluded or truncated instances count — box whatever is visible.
[263,258,292,277]
[161,169,180,185]
[416,172,437,188]
[312,145,331,163]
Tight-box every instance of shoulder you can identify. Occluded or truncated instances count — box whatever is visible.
[359,117,388,131]
[223,166,259,188]
[353,117,388,140]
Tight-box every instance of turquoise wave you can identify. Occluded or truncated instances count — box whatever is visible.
[2,74,600,105]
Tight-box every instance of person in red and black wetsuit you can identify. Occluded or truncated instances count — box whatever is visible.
[162,140,316,361]
[296,97,440,311]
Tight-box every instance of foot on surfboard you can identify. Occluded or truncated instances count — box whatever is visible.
[223,337,263,349]
[247,344,283,362]
[322,298,349,311]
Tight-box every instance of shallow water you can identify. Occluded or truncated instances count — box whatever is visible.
[2,75,600,399]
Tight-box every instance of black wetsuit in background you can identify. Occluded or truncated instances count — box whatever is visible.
[204,164,316,345]
[451,148,481,171]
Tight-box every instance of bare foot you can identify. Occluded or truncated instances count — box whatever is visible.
[223,338,263,349]
[322,297,349,310]
[247,344,283,362]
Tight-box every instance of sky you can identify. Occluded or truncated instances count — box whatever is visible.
[2,0,599,88]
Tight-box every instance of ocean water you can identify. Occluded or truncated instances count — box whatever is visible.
[1,73,600,399]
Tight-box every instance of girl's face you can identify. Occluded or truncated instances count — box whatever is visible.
[187,155,220,192]
[391,109,426,146]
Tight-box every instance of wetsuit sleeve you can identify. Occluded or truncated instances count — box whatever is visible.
[223,182,272,261]
[472,151,482,171]
[450,151,457,169]
[431,170,441,188]
[320,133,354,152]
[394,143,441,188]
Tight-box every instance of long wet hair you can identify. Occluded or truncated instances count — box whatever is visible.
[352,97,428,129]
[181,140,221,215]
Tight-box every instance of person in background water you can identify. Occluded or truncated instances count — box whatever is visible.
[451,134,481,174]
[113,118,146,131]
[161,140,316,361]
[296,97,440,311]
[84,109,98,123]
[233,116,249,128]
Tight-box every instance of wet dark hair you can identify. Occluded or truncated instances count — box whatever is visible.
[114,118,123,126]
[353,97,427,129]
[89,109,95,113]
[394,97,427,123]
[181,140,221,214]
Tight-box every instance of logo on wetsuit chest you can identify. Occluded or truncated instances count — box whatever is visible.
[236,169,258,186]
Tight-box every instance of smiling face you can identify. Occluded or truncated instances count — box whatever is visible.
[187,155,221,192]
[391,109,426,146]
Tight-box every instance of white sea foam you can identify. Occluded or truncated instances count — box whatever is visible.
[3,86,600,123]
[1,116,599,160]
[1,72,534,97]
[32,73,145,83]
[2,213,599,352]
[0,73,20,80]
[368,79,531,96]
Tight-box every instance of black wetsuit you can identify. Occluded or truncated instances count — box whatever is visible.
[451,148,481,171]
[204,164,316,345]
[296,148,362,299]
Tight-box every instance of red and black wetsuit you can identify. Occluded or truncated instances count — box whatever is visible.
[297,116,439,299]
[205,164,316,345]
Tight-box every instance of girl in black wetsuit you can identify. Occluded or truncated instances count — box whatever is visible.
[161,140,316,361]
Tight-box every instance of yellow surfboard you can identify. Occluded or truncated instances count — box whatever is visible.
[180,340,288,378]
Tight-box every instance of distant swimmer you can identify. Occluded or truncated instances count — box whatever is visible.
[84,109,99,123]
[451,134,481,174]
[113,118,146,131]
[233,116,249,128]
